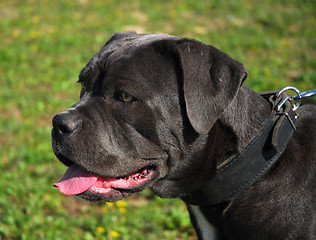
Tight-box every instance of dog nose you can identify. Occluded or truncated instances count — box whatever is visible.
[52,111,81,135]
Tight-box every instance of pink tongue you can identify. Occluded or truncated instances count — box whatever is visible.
[53,164,99,195]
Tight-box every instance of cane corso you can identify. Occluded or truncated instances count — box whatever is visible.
[52,32,316,240]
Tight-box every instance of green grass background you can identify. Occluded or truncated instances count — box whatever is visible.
[0,0,315,239]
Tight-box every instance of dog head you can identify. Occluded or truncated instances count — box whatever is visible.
[52,32,247,202]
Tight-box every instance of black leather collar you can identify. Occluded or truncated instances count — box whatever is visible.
[182,90,298,206]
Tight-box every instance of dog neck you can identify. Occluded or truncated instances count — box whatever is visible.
[182,85,297,206]
[181,86,275,206]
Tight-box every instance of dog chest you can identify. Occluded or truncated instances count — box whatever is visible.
[188,205,218,240]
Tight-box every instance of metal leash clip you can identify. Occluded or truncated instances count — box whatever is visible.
[294,89,316,99]
[274,86,301,131]
[274,87,316,131]
[275,86,301,112]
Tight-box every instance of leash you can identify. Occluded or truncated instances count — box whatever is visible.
[182,87,315,206]
[294,88,316,99]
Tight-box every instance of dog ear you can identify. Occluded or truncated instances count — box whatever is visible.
[163,39,248,134]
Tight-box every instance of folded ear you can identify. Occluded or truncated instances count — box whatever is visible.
[163,39,248,134]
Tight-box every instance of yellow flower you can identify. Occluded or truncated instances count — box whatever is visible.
[30,31,38,39]
[32,16,40,24]
[116,200,128,208]
[101,207,108,213]
[168,8,177,18]
[119,207,127,214]
[110,230,119,238]
[96,226,105,233]
[12,29,21,38]
[106,202,115,208]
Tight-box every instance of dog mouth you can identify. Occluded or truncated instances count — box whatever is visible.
[53,164,157,201]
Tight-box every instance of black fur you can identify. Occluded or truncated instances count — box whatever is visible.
[52,32,316,239]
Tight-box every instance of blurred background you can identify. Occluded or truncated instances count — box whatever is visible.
[0,0,315,239]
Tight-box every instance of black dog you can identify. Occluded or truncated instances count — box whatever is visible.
[52,32,316,240]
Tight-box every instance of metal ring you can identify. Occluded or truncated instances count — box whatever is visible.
[276,86,301,98]
[276,86,301,111]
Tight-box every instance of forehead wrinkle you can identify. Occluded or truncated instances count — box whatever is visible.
[90,33,182,99]
[79,33,181,84]
[104,53,154,93]
[104,72,148,99]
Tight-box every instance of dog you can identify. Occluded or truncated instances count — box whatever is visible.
[52,32,316,240]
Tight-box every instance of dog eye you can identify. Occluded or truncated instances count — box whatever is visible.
[117,92,136,103]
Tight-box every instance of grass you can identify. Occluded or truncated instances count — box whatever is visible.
[0,0,315,239]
